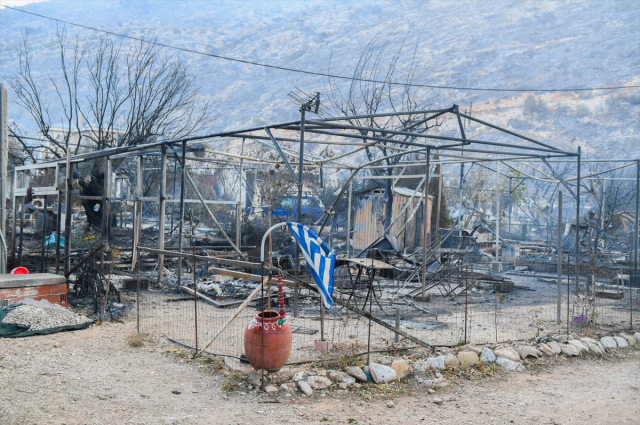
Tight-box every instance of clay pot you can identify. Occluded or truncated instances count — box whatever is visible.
[244,310,292,373]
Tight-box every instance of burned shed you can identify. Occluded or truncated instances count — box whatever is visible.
[352,187,433,254]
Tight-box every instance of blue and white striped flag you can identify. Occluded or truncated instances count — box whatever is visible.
[286,222,336,311]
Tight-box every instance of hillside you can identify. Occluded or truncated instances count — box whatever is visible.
[1,0,639,160]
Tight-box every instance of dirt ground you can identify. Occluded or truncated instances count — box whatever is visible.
[1,321,639,425]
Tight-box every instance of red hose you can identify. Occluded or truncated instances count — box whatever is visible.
[278,274,285,319]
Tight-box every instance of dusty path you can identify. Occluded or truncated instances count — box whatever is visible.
[1,322,638,425]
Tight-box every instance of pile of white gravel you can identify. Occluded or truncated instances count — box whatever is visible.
[1,299,92,330]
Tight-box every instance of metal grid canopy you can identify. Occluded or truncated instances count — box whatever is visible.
[7,104,639,360]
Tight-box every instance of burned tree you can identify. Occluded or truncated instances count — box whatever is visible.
[328,36,441,230]
[8,27,212,230]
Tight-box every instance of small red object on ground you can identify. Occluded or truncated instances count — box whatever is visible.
[10,267,29,275]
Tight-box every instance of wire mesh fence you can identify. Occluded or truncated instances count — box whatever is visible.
[135,248,639,365]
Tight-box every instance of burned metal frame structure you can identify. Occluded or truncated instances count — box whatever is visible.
[6,103,639,352]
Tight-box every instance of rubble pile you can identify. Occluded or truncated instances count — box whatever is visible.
[2,300,92,330]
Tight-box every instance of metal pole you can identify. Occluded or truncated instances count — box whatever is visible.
[136,245,140,334]
[260,262,265,389]
[10,188,16,270]
[157,145,167,283]
[508,177,512,238]
[496,161,501,261]
[464,265,468,345]
[435,162,442,235]
[18,196,24,266]
[105,159,112,249]
[132,156,142,271]
[421,148,430,299]
[394,307,400,343]
[557,191,563,324]
[294,110,306,318]
[346,179,353,257]
[575,146,581,295]
[236,138,245,250]
[320,302,325,341]
[55,190,62,274]
[0,84,7,274]
[40,195,48,272]
[632,160,639,329]
[567,250,570,336]
[192,217,198,352]
[63,147,72,276]
[366,266,374,364]
[458,162,464,236]
[177,141,187,291]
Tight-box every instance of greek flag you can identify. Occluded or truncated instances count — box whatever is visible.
[286,222,336,311]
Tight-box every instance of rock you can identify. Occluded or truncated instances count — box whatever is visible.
[369,362,397,384]
[466,345,483,355]
[307,375,332,390]
[614,337,628,348]
[580,337,598,345]
[494,347,520,362]
[456,351,479,368]
[264,385,278,394]
[517,346,543,359]
[293,371,306,381]
[567,340,588,353]
[560,344,579,356]
[338,382,349,390]
[280,383,294,392]
[379,356,392,365]
[538,343,555,357]
[546,341,562,354]
[619,334,636,347]
[328,370,348,382]
[391,360,413,380]
[600,336,617,349]
[345,366,368,382]
[584,342,603,355]
[480,348,496,362]
[342,376,356,386]
[247,374,263,388]
[496,357,525,372]
[427,356,446,370]
[317,370,327,377]
[412,360,428,372]
[386,401,395,408]
[298,380,313,396]
[444,354,459,368]
[634,332,640,343]
[433,397,444,405]
[427,378,448,388]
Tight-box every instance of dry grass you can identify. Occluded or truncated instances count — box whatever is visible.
[127,333,152,348]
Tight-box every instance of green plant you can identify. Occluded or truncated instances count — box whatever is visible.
[221,381,238,392]
[337,353,363,369]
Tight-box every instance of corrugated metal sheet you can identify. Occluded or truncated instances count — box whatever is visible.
[352,187,432,253]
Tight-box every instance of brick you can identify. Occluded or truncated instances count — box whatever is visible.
[0,285,52,299]
[50,284,67,295]
[33,295,64,305]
